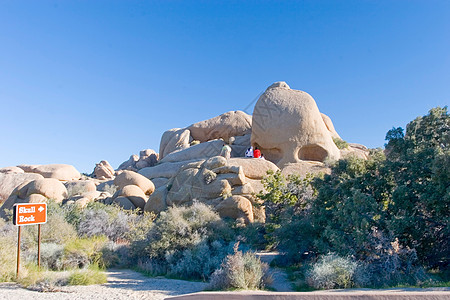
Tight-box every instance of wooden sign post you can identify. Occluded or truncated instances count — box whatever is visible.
[13,203,47,278]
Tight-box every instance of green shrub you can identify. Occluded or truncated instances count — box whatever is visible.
[306,254,357,289]
[132,202,234,280]
[63,236,109,269]
[141,202,233,260]
[67,265,107,285]
[209,243,271,290]
[333,138,349,149]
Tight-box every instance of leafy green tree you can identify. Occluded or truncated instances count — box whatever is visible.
[384,107,449,267]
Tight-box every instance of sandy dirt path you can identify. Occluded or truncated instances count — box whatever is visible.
[0,269,207,300]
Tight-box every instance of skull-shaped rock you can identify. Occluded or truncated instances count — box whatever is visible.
[251,82,340,168]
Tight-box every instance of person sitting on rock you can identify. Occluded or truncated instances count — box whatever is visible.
[245,146,254,158]
[220,143,232,159]
[253,147,261,159]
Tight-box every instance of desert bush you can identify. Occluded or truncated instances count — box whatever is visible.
[24,213,77,246]
[167,240,233,280]
[77,202,154,243]
[25,243,65,271]
[67,265,107,285]
[63,235,109,269]
[333,138,349,150]
[0,234,17,282]
[209,243,271,290]
[306,253,358,289]
[131,202,234,280]
[17,265,68,290]
[140,202,233,260]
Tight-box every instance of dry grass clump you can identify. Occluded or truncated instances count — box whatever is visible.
[209,243,271,290]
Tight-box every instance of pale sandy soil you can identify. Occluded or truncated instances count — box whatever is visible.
[0,269,207,300]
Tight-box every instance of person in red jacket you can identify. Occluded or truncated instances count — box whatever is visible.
[253,147,261,158]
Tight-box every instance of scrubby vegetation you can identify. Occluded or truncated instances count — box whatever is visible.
[0,107,447,292]
[209,242,272,290]
[256,107,449,289]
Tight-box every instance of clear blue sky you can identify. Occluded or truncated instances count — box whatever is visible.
[1,1,449,173]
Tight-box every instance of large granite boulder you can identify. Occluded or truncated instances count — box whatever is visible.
[160,139,224,163]
[188,110,252,143]
[0,173,44,204]
[159,128,192,159]
[251,82,340,168]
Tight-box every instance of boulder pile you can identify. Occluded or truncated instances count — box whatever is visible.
[0,82,369,223]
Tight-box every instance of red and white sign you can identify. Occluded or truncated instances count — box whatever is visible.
[13,203,47,226]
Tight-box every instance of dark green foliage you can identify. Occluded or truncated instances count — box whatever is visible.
[257,107,449,287]
[333,138,349,149]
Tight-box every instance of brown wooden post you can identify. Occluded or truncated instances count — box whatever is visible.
[37,224,41,270]
[16,226,21,278]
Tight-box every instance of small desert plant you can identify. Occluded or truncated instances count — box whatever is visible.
[167,240,233,280]
[306,253,358,289]
[209,243,271,290]
[0,234,17,282]
[63,235,109,269]
[25,243,65,271]
[24,213,77,246]
[17,265,66,290]
[101,183,119,195]
[67,265,107,285]
[333,138,349,149]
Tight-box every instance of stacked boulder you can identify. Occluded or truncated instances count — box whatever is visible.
[105,170,155,210]
[117,149,158,172]
[1,81,370,224]
[0,164,79,218]
[143,156,279,224]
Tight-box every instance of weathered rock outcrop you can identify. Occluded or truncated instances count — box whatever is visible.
[0,166,24,174]
[0,173,44,204]
[17,164,81,181]
[117,149,159,172]
[114,170,155,195]
[94,160,115,180]
[142,156,278,223]
[251,81,340,168]
[0,178,68,218]
[188,110,252,143]
[160,139,224,163]
[159,128,192,159]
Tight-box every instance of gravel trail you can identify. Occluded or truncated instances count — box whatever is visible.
[0,269,207,300]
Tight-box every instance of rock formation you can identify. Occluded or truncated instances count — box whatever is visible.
[0,81,369,223]
[251,81,341,168]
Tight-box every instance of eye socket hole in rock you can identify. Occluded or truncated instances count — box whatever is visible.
[298,144,328,162]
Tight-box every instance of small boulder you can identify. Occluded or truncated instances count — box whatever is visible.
[94,160,115,180]
[215,195,254,224]
[226,158,280,180]
[159,128,192,159]
[144,186,168,214]
[114,170,155,195]
[117,185,147,209]
[112,196,136,210]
